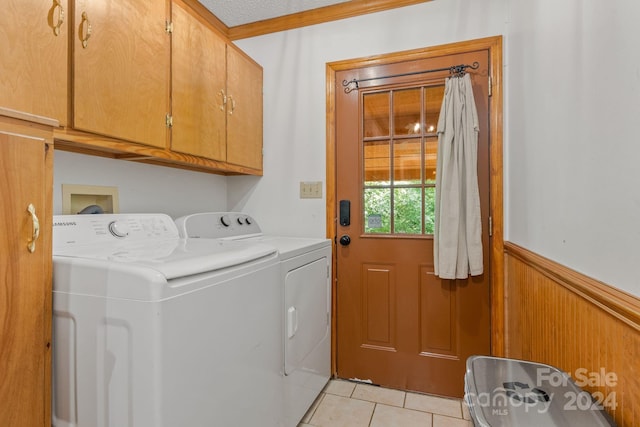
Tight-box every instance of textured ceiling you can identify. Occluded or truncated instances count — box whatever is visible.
[197,0,352,27]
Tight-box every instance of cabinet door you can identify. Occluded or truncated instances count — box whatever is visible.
[0,0,68,124]
[226,46,263,170]
[171,0,226,160]
[73,0,170,148]
[0,124,52,426]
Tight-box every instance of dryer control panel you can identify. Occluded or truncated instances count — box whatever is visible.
[175,212,262,239]
[53,214,179,249]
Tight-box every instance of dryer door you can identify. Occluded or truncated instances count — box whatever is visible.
[284,257,330,375]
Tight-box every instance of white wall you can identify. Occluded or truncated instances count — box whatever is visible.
[53,151,227,218]
[52,0,639,297]
[506,0,640,296]
[230,0,508,237]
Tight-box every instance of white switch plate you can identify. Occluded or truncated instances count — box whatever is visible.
[300,181,322,199]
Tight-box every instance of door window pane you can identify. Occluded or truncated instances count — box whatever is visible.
[424,186,436,234]
[364,141,390,185]
[394,187,422,234]
[364,188,391,233]
[394,139,421,184]
[424,137,437,184]
[424,85,444,134]
[363,92,390,138]
[393,89,421,136]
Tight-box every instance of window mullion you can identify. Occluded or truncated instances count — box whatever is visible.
[389,90,395,234]
[420,86,426,235]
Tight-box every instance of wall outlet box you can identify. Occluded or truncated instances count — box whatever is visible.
[300,181,322,199]
[62,184,119,214]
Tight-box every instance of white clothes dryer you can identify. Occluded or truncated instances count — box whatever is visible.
[175,212,332,427]
[52,214,283,427]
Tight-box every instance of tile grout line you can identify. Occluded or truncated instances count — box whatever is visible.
[367,402,377,427]
[313,380,471,426]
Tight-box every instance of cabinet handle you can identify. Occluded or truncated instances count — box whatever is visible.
[27,204,40,254]
[218,89,227,111]
[80,11,92,48]
[52,0,65,36]
[228,96,236,115]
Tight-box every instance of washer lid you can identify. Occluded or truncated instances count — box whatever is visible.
[55,238,277,279]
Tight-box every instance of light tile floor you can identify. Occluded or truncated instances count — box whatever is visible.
[299,379,473,427]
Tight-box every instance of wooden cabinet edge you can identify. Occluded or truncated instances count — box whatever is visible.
[177,0,229,39]
[0,107,59,128]
[54,128,263,176]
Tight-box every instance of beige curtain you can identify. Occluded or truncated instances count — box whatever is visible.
[434,73,483,279]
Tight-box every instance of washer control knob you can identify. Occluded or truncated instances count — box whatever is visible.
[108,221,130,238]
[220,215,231,227]
[237,217,244,225]
[245,217,252,225]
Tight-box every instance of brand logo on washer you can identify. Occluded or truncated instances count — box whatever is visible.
[53,221,77,227]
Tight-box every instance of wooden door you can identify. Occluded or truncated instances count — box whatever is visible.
[226,46,263,171]
[1,0,68,124]
[0,117,53,426]
[335,50,491,398]
[73,0,170,147]
[171,0,226,161]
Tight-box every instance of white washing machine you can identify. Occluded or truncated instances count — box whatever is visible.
[52,213,283,427]
[174,212,332,427]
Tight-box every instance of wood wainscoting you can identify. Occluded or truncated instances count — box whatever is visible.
[504,242,640,426]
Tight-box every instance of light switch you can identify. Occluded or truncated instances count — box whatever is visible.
[300,181,323,199]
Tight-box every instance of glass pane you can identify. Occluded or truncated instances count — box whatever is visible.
[364,188,391,233]
[364,141,390,185]
[393,187,422,234]
[424,137,437,184]
[363,92,390,138]
[424,186,436,234]
[361,84,444,237]
[424,85,444,134]
[394,139,421,184]
[393,88,421,135]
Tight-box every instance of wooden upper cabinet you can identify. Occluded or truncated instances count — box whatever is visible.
[1,0,263,174]
[0,0,68,124]
[226,46,263,170]
[171,1,263,171]
[72,0,170,148]
[171,0,226,161]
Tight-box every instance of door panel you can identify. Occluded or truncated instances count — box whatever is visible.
[1,0,68,124]
[335,50,491,397]
[0,129,49,425]
[171,0,226,160]
[362,264,396,348]
[73,0,170,147]
[226,47,263,169]
[420,270,455,354]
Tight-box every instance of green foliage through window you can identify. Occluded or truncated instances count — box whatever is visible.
[364,182,435,235]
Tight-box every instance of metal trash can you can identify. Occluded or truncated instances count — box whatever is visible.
[464,356,617,426]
